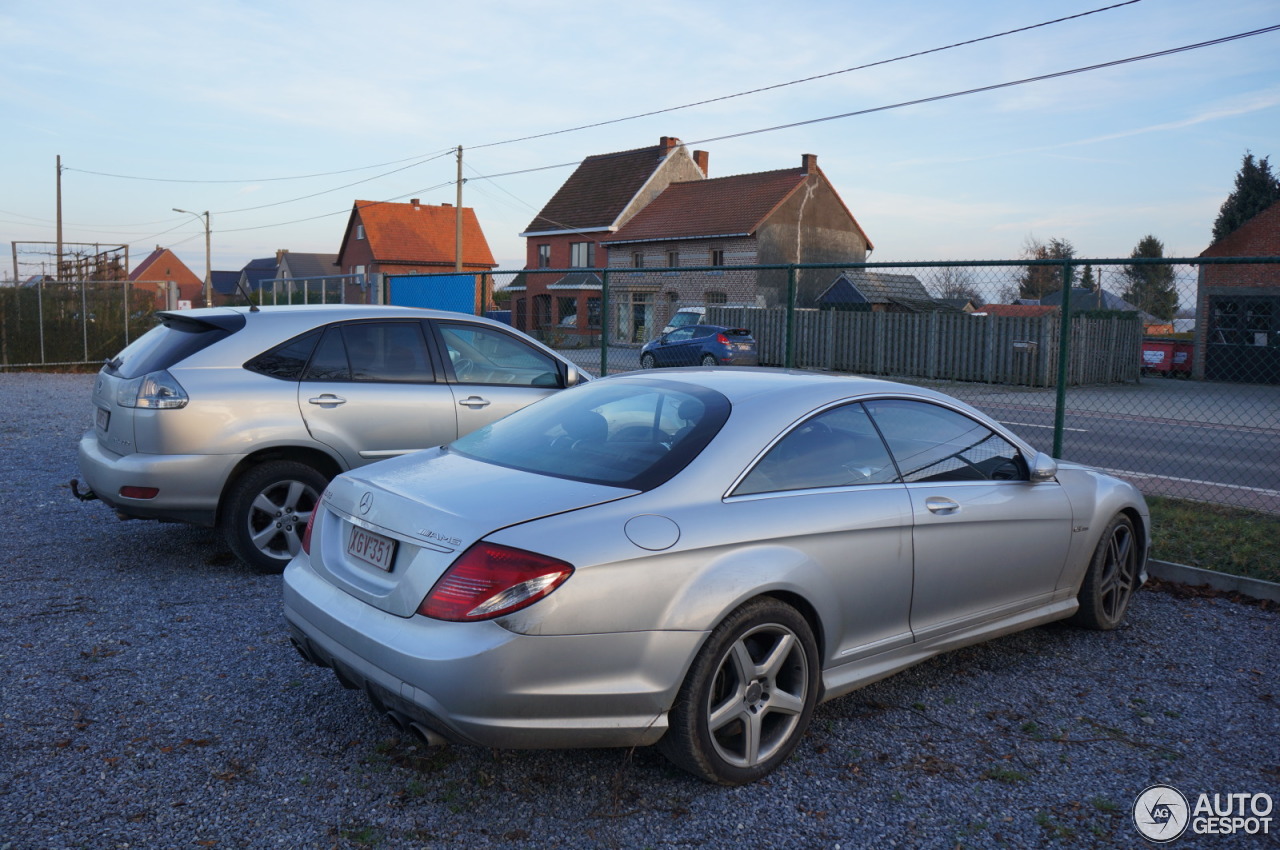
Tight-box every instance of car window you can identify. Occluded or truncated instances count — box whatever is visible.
[665,328,696,342]
[863,399,1027,483]
[691,326,717,339]
[302,322,434,383]
[245,329,321,380]
[107,313,242,379]
[436,322,562,387]
[735,403,899,495]
[450,377,730,490]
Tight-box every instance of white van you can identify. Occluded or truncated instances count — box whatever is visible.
[661,307,705,335]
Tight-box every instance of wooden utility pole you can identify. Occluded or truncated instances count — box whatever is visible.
[454,145,463,273]
[56,155,63,281]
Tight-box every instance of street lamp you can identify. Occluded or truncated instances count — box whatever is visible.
[173,208,211,307]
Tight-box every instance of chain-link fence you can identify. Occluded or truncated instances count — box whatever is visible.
[498,258,1279,514]
[259,273,370,306]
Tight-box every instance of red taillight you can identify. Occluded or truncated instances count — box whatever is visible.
[715,333,730,345]
[301,510,316,555]
[418,542,574,622]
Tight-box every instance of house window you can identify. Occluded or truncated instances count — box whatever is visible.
[711,249,725,266]
[667,250,679,269]
[570,242,591,268]
[587,297,602,328]
[706,290,728,305]
[356,225,365,240]
[537,244,551,268]
[557,297,576,326]
[632,252,644,269]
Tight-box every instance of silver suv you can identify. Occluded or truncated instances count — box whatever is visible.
[77,305,587,572]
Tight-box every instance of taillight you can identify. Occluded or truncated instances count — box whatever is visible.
[419,542,573,622]
[301,507,318,555]
[117,370,189,409]
[715,333,730,345]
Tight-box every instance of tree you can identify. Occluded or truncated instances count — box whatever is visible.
[1120,235,1178,320]
[1079,264,1096,292]
[930,266,986,307]
[1018,235,1078,300]
[1211,152,1280,242]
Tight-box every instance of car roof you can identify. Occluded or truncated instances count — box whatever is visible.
[168,304,474,322]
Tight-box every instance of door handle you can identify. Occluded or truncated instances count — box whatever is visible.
[458,396,491,409]
[307,394,347,406]
[925,496,960,515]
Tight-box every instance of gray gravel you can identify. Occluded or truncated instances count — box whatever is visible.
[2,371,1277,849]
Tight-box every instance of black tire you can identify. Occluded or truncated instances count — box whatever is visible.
[640,353,657,369]
[659,598,819,785]
[1069,513,1139,630]
[220,460,328,574]
[700,354,718,367]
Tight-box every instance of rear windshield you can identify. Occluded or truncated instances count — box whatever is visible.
[104,313,243,379]
[449,377,730,491]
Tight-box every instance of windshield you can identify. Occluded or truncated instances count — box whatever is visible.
[105,313,242,379]
[450,377,731,491]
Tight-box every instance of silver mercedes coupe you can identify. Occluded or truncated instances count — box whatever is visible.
[284,368,1149,785]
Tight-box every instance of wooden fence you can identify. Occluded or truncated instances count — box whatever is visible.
[707,307,1141,386]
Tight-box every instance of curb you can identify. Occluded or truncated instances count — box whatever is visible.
[1147,559,1280,604]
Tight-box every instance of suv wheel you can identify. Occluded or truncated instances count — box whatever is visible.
[221,460,327,574]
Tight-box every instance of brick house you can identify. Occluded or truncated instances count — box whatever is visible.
[600,154,873,342]
[511,136,709,337]
[1196,198,1280,383]
[131,247,204,307]
[336,199,497,310]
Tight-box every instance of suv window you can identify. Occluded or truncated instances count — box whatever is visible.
[107,313,243,379]
[863,399,1027,483]
[245,330,321,380]
[437,322,562,387]
[302,322,435,383]
[736,403,899,495]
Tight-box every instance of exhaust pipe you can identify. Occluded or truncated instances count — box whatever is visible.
[408,722,448,747]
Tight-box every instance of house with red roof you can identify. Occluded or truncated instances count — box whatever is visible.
[601,153,873,342]
[336,199,497,311]
[1196,197,1280,383]
[511,137,709,336]
[131,247,205,307]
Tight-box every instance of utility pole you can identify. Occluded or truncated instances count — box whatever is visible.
[56,155,63,281]
[173,208,212,306]
[454,145,463,273]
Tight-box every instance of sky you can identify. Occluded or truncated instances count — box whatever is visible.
[2,0,1277,285]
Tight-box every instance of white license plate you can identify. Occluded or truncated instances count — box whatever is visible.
[347,526,397,572]
[95,407,110,431]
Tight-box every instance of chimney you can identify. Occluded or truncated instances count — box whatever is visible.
[276,249,287,262]
[801,154,818,173]
[693,150,709,176]
[660,136,680,151]
[410,198,420,208]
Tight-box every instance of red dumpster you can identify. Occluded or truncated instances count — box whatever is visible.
[1141,340,1174,375]
[1169,341,1193,377]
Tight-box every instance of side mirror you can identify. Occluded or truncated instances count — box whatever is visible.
[1029,451,1058,483]
[564,364,583,387]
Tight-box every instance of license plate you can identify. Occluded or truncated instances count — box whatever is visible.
[347,525,397,572]
[95,407,110,431]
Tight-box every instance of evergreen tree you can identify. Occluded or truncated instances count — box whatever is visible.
[1121,235,1178,320]
[1079,264,1096,291]
[1018,236,1077,300]
[1211,152,1280,241]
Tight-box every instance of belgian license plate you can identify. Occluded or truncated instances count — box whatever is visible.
[95,407,110,431]
[347,525,396,572]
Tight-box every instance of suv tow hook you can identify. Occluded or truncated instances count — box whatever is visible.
[69,479,99,503]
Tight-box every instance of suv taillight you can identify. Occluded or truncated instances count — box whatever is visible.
[419,542,574,621]
[117,370,189,409]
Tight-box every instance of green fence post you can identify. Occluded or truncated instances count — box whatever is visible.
[600,269,610,377]
[785,265,797,369]
[1052,261,1074,458]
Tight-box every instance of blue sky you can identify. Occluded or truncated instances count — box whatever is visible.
[2,0,1277,281]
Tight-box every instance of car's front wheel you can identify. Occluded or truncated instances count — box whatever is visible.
[1069,513,1139,630]
[640,353,657,369]
[659,597,819,785]
[221,460,327,574]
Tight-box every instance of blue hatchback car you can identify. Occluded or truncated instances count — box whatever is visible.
[640,325,759,368]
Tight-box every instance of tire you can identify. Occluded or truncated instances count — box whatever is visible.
[700,354,718,367]
[1069,513,1139,630]
[659,598,819,785]
[640,353,657,369]
[221,460,328,574]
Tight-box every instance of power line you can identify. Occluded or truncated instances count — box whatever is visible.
[62,147,457,184]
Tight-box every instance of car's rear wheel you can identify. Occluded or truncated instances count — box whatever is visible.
[700,354,718,367]
[1069,513,1139,630]
[640,353,656,369]
[221,460,327,574]
[659,597,819,785]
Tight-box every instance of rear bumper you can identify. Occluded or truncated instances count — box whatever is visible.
[283,554,707,750]
[76,428,242,525]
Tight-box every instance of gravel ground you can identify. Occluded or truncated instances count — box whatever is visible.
[1,371,1277,849]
